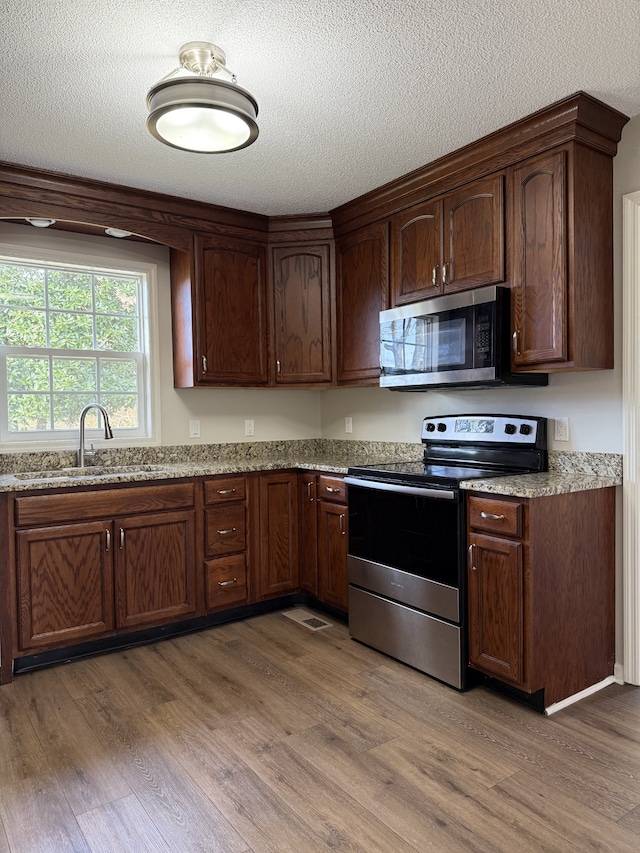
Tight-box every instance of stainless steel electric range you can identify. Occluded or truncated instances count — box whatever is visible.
[344,414,547,689]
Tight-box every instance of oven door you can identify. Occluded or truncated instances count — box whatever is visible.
[345,478,464,623]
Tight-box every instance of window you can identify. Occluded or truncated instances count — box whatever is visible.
[0,248,158,447]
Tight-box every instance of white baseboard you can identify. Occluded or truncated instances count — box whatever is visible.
[544,675,616,715]
[614,662,625,685]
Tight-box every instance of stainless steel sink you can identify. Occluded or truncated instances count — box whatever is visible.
[14,464,171,480]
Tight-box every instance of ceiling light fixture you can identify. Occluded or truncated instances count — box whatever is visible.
[26,218,56,228]
[146,41,259,154]
[105,228,132,238]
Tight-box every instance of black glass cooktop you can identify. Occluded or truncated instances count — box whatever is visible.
[347,460,514,489]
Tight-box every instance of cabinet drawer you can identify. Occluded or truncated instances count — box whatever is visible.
[15,482,196,527]
[204,477,246,504]
[205,504,246,556]
[317,474,346,503]
[206,554,248,610]
[468,496,522,537]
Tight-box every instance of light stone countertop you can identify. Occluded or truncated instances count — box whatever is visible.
[0,440,623,497]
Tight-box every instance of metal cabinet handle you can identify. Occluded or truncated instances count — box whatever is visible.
[468,543,477,571]
[216,488,236,495]
[441,263,448,286]
[218,578,237,587]
[432,265,438,288]
[119,528,125,549]
[325,486,340,493]
[339,513,346,535]
[512,330,521,356]
[217,527,237,535]
[480,511,505,520]
[202,355,208,373]
[105,529,111,551]
[276,360,281,375]
[306,480,314,501]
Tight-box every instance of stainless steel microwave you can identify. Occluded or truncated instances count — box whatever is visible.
[380,285,548,390]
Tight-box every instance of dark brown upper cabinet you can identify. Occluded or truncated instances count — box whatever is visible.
[172,234,269,387]
[391,174,505,305]
[335,220,390,385]
[509,142,616,371]
[271,244,332,385]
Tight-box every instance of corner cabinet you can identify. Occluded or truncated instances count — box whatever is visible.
[335,221,390,385]
[467,489,615,708]
[171,234,269,387]
[509,143,615,371]
[271,244,333,385]
[391,174,505,305]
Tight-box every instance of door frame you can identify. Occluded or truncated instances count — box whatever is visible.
[622,190,640,685]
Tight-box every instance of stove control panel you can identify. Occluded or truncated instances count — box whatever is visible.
[421,414,545,446]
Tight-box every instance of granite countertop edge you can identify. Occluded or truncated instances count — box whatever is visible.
[461,471,622,498]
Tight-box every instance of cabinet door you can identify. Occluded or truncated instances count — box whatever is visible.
[318,500,348,611]
[510,150,567,366]
[196,235,268,385]
[298,473,318,596]
[336,221,389,385]
[443,174,504,292]
[391,200,442,304]
[468,532,524,685]
[115,510,197,630]
[16,521,114,649]
[272,245,332,384]
[257,473,299,598]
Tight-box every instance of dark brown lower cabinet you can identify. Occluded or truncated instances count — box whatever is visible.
[114,510,196,630]
[298,472,319,596]
[16,521,114,649]
[467,488,615,707]
[317,498,348,611]
[256,472,299,599]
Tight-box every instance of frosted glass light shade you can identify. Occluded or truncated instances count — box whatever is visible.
[147,77,258,153]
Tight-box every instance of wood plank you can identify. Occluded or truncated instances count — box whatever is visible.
[76,794,173,853]
[13,667,131,815]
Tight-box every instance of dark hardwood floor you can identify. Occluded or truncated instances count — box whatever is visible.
[1,609,640,851]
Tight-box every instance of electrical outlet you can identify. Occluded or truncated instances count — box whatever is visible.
[189,419,200,438]
[345,416,353,434]
[554,417,570,442]
[245,419,255,437]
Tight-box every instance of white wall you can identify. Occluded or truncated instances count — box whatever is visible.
[320,117,640,453]
[0,221,322,447]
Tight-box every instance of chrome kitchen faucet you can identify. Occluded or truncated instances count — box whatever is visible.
[77,404,113,467]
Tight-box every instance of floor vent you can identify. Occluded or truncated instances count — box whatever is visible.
[282,608,332,631]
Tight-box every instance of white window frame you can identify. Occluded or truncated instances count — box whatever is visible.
[0,239,161,451]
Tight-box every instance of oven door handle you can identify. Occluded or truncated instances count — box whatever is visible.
[343,476,456,500]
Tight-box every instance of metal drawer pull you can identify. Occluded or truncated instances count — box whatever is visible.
[480,512,505,520]
[119,528,125,549]
[217,527,237,535]
[339,513,346,535]
[325,486,340,493]
[216,488,236,495]
[468,543,477,571]
[105,529,111,551]
[218,578,237,587]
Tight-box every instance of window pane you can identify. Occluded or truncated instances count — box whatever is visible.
[95,275,138,316]
[101,394,138,428]
[49,311,94,349]
[7,356,50,391]
[0,264,45,307]
[47,270,93,311]
[0,307,46,346]
[52,393,97,430]
[53,357,97,392]
[96,315,138,351]
[8,394,51,431]
[100,359,137,391]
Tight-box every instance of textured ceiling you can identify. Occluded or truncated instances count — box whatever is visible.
[1,0,639,217]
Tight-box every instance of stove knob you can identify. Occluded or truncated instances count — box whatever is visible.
[426,422,436,432]
[437,422,447,432]
[504,423,517,435]
[519,424,532,435]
